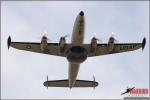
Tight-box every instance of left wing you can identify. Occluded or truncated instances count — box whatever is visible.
[82,38,146,57]
[7,36,71,57]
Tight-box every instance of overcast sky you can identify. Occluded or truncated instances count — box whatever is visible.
[1,1,149,99]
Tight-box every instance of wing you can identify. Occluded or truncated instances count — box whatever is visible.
[7,36,71,57]
[82,38,146,57]
[8,36,146,57]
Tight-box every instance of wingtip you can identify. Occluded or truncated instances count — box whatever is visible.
[142,37,146,51]
[93,75,98,89]
[43,81,49,89]
[7,36,11,49]
[96,81,99,87]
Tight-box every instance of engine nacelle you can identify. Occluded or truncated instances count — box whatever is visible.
[108,37,115,52]
[59,37,66,52]
[40,36,48,51]
[90,37,97,53]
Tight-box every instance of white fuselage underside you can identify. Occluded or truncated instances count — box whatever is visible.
[69,12,85,88]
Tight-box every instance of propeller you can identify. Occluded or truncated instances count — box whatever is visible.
[36,31,51,42]
[93,75,96,89]
[110,32,119,43]
[61,34,70,39]
[92,32,102,42]
[46,75,48,89]
[42,31,51,41]
[42,31,47,36]
[111,32,115,37]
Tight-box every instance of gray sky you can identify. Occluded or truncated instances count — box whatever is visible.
[1,1,149,99]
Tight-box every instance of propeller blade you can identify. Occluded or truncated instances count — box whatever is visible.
[44,31,48,34]
[43,31,48,38]
[42,32,51,41]
[35,31,51,42]
[46,75,48,89]
[93,75,95,82]
[92,32,102,42]
[111,32,119,43]
[111,32,114,37]
[93,32,97,38]
[47,38,51,41]
[114,39,119,43]
[47,75,48,81]
[96,38,102,42]
[93,75,95,89]
[63,34,70,38]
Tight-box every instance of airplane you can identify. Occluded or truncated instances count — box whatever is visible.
[7,11,146,89]
[121,87,135,95]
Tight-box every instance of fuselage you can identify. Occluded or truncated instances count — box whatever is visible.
[68,11,85,88]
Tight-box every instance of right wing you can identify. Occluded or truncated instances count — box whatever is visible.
[82,37,146,57]
[43,79,98,88]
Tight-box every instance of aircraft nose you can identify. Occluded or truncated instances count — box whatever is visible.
[79,11,84,16]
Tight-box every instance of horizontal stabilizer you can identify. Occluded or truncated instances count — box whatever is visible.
[43,79,98,88]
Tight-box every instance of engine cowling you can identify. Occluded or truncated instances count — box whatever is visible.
[40,36,48,51]
[108,37,115,52]
[59,37,66,52]
[90,37,97,53]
